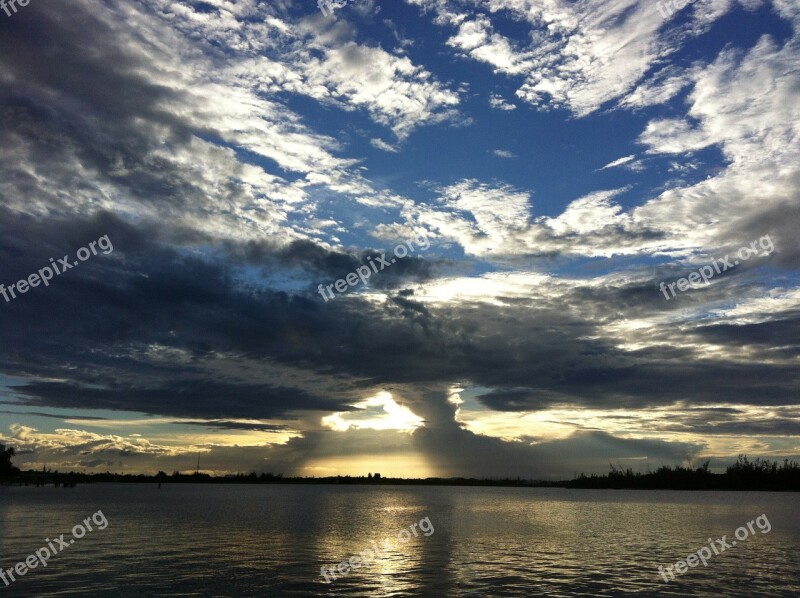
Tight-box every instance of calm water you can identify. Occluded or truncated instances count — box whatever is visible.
[1,485,798,596]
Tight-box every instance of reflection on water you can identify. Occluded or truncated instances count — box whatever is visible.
[1,485,799,596]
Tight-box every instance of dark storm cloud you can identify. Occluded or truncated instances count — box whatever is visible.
[412,425,705,479]
[11,381,334,420]
[276,240,361,275]
[0,209,364,418]
[474,361,798,411]
[0,3,180,121]
[0,410,108,421]
[0,1,203,208]
[476,389,565,412]
[694,315,800,355]
[389,293,430,318]
[359,251,436,288]
[644,406,800,437]
[175,420,291,432]
[674,419,800,436]
[3,203,796,425]
[234,239,438,288]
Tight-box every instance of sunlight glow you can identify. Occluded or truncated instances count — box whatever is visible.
[322,391,425,432]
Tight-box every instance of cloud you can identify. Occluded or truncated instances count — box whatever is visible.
[370,138,400,152]
[408,0,763,116]
[489,93,517,111]
[413,179,533,257]
[446,14,537,76]
[270,40,461,140]
[492,149,516,159]
[0,0,798,479]
[404,181,657,259]
[597,154,639,171]
[544,190,629,236]
[175,420,291,432]
[322,391,425,432]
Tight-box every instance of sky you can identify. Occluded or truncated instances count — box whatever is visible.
[0,0,798,479]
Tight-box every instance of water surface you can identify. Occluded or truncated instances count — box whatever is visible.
[1,485,798,596]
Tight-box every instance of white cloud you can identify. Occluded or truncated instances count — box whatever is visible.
[280,41,461,140]
[413,180,533,257]
[619,67,695,109]
[598,155,637,170]
[633,27,800,250]
[447,14,537,76]
[408,0,751,116]
[322,391,425,432]
[489,93,517,110]
[370,138,400,152]
[544,190,629,236]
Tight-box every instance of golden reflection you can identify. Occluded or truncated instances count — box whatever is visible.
[312,489,435,596]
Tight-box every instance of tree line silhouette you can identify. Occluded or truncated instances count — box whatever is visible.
[2,448,799,490]
[565,455,800,491]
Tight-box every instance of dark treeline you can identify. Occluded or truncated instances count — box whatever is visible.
[565,456,800,491]
[0,446,20,479]
[2,450,799,490]
[3,468,556,488]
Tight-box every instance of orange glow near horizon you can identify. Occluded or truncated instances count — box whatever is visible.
[302,453,436,479]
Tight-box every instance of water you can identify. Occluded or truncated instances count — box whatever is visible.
[1,485,798,596]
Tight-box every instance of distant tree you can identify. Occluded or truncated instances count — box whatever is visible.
[0,446,20,479]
